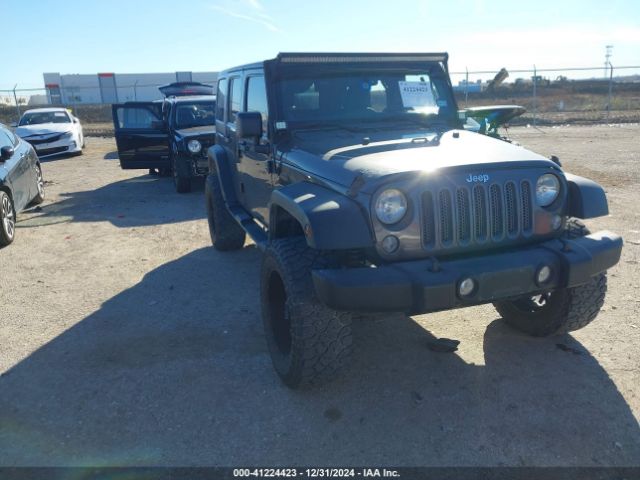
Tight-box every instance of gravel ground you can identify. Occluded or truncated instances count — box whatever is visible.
[0,125,638,467]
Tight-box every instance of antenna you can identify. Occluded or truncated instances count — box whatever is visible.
[604,45,613,78]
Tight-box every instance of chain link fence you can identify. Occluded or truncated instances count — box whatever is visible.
[1,67,639,134]
[450,65,640,126]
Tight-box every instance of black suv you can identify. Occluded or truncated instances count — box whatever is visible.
[112,82,216,193]
[205,53,623,388]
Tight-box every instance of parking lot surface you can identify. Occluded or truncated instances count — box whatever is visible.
[0,126,639,466]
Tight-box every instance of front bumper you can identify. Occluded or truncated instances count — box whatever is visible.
[312,231,623,314]
[28,138,80,157]
[176,154,209,177]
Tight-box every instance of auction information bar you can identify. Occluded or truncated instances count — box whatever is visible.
[0,467,638,479]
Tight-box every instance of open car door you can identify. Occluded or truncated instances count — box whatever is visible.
[111,102,170,170]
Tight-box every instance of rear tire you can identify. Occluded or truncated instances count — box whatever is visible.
[0,191,16,247]
[31,164,45,205]
[494,218,607,336]
[261,237,353,388]
[205,171,245,251]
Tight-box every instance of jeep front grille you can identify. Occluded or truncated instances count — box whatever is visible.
[422,180,534,250]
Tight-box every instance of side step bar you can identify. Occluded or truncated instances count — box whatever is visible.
[227,204,268,251]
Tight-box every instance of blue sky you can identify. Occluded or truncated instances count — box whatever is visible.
[2,0,639,89]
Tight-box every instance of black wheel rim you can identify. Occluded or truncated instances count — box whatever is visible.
[2,194,15,240]
[267,271,292,355]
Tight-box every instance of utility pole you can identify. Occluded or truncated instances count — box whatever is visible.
[464,67,469,107]
[604,45,613,78]
[12,84,21,120]
[532,65,537,127]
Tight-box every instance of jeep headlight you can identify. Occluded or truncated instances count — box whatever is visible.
[536,173,560,206]
[375,188,408,225]
[187,139,202,154]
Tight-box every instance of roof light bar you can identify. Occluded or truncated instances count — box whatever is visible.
[277,53,448,64]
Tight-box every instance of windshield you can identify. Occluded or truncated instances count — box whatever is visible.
[19,111,71,126]
[277,67,456,129]
[173,102,216,129]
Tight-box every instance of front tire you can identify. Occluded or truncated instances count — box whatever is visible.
[494,218,607,336]
[204,171,245,251]
[494,274,607,337]
[172,155,191,193]
[0,191,16,247]
[261,237,353,388]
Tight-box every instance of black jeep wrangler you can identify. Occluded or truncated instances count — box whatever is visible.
[112,82,216,193]
[205,53,623,388]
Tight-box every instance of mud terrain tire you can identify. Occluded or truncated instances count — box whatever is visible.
[261,237,353,387]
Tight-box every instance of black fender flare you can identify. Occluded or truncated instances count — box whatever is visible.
[269,182,374,250]
[564,173,609,219]
[206,145,237,204]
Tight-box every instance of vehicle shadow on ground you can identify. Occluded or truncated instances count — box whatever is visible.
[37,151,82,163]
[17,175,205,229]
[0,248,638,466]
[103,151,119,160]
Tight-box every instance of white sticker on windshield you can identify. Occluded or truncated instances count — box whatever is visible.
[398,81,435,108]
[54,112,67,117]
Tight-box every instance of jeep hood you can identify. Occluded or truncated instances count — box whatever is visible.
[175,126,216,138]
[284,129,554,191]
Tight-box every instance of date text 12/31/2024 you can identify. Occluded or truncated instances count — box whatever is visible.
[233,468,400,478]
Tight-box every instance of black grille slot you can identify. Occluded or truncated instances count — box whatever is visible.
[456,189,471,242]
[521,181,532,232]
[421,178,538,250]
[421,192,435,247]
[439,190,453,244]
[473,185,488,240]
[25,133,63,145]
[505,182,518,235]
[490,184,503,238]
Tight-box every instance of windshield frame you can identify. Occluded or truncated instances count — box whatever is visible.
[170,101,216,130]
[271,62,459,132]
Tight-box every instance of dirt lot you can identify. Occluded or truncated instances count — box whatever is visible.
[0,125,639,467]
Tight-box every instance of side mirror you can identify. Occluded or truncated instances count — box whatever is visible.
[237,111,263,140]
[73,118,79,124]
[0,146,15,162]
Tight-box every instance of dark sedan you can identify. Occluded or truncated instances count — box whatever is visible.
[0,123,45,247]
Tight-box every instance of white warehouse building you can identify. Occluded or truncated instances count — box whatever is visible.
[43,71,218,104]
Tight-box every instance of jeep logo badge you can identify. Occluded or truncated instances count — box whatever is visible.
[466,173,490,183]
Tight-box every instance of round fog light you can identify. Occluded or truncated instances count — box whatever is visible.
[458,277,476,297]
[381,235,399,254]
[536,265,552,285]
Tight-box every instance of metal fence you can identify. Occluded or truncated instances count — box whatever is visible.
[449,64,640,125]
[1,66,639,127]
